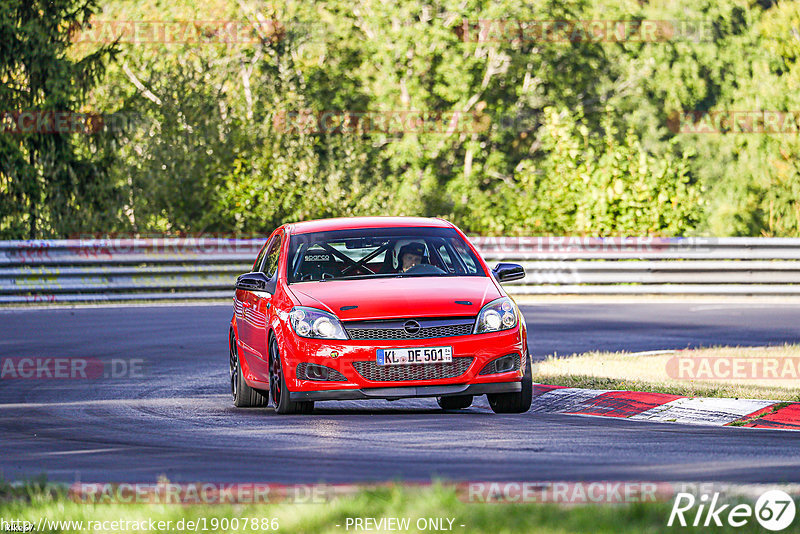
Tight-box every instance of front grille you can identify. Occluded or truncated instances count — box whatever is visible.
[352,357,474,382]
[479,353,521,375]
[345,318,475,340]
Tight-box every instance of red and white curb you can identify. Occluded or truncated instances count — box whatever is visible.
[532,385,800,430]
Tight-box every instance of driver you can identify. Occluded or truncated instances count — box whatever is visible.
[397,242,425,272]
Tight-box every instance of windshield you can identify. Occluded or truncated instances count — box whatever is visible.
[287,227,485,283]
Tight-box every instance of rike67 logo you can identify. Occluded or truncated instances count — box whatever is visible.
[668,490,796,531]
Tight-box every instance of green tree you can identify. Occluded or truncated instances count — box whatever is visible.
[0,0,119,238]
[452,107,701,235]
[71,0,800,237]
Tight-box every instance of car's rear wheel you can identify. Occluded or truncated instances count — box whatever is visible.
[487,351,533,414]
[230,332,269,407]
[437,395,473,410]
[269,337,314,415]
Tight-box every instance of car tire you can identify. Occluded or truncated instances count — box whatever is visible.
[269,336,314,415]
[487,351,533,414]
[437,395,473,410]
[230,332,269,408]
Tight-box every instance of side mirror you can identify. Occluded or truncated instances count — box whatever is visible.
[492,263,525,283]
[235,272,273,293]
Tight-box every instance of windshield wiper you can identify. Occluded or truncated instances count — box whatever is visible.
[303,272,457,283]
[329,272,453,280]
[319,273,398,281]
[392,272,452,278]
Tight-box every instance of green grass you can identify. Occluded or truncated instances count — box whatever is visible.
[2,481,798,533]
[535,345,800,402]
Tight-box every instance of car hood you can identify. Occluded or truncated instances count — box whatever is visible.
[288,276,501,321]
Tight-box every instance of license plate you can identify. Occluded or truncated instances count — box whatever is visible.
[377,347,453,366]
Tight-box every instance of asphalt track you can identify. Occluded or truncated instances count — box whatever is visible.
[1,301,799,484]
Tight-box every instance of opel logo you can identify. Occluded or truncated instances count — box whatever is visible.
[403,320,421,334]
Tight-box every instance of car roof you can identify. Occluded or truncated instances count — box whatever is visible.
[286,216,453,235]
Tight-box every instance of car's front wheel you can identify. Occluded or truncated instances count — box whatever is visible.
[487,351,533,414]
[230,332,269,407]
[269,337,314,415]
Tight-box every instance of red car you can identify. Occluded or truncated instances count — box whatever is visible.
[229,217,531,414]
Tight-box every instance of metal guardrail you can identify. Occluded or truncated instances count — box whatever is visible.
[1,237,800,303]
[0,238,260,303]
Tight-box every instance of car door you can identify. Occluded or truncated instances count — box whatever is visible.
[236,231,282,376]
[234,241,267,345]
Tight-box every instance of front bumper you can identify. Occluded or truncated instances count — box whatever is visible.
[278,326,526,394]
[289,381,521,401]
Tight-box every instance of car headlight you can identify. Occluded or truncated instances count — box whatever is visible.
[289,307,348,340]
[474,297,518,334]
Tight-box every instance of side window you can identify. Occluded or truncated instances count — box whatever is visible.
[261,233,283,278]
[252,244,268,272]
